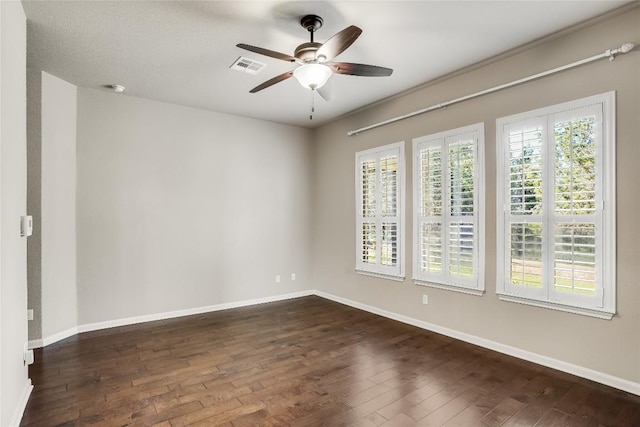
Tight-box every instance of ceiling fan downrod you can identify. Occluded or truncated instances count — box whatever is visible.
[295,15,325,62]
[300,14,323,43]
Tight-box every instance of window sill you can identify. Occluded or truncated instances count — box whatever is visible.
[356,269,405,282]
[414,279,484,296]
[497,293,614,320]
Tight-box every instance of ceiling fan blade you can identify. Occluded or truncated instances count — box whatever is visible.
[249,71,294,93]
[237,43,297,62]
[316,25,362,61]
[329,62,393,77]
[317,79,334,101]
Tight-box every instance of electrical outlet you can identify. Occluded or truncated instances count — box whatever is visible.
[422,294,429,305]
[23,343,34,366]
[275,275,281,283]
[27,309,33,321]
[291,273,296,281]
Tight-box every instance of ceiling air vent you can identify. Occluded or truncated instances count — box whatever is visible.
[230,56,266,75]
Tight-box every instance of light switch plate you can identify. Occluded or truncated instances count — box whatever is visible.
[20,215,33,237]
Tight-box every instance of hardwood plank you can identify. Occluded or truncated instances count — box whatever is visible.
[402,381,468,421]
[21,296,640,427]
[415,388,482,425]
[379,412,417,426]
[480,396,529,426]
[553,383,593,416]
[375,380,445,420]
[534,408,574,426]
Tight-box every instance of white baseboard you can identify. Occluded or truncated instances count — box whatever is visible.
[27,339,42,350]
[77,290,314,334]
[30,288,640,396]
[8,378,33,427]
[315,290,640,396]
[44,326,79,347]
[30,291,314,348]
[28,326,80,349]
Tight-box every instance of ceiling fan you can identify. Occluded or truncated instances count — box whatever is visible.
[236,14,393,100]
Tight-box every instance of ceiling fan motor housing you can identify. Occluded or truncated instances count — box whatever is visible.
[295,42,322,62]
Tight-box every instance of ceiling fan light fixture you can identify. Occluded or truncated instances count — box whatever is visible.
[293,63,332,90]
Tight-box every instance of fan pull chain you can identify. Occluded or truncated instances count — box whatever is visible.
[310,88,315,120]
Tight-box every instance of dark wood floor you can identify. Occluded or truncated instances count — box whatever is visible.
[22,296,640,426]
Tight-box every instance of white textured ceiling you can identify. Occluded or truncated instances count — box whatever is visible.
[22,1,631,128]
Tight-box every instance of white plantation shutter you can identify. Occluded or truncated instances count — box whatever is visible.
[496,92,615,319]
[413,123,484,294]
[418,146,443,275]
[553,223,596,296]
[360,160,377,264]
[356,142,405,279]
[550,107,602,307]
[507,121,544,216]
[380,155,399,267]
[448,140,476,281]
[420,223,442,273]
[503,118,546,300]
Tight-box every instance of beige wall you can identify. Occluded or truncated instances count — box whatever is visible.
[76,88,313,325]
[1,1,31,425]
[312,8,640,384]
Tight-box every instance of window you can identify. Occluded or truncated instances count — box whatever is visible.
[496,92,615,319]
[412,123,485,295]
[355,141,405,280]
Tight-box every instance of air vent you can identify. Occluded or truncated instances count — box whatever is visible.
[230,56,266,75]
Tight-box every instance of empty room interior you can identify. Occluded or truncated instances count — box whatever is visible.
[1,0,640,426]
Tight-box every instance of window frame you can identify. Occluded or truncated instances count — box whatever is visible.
[496,92,616,319]
[355,141,405,281]
[412,123,485,295]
